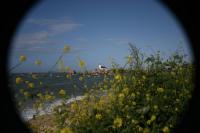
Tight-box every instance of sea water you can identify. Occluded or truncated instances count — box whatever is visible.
[9,73,109,121]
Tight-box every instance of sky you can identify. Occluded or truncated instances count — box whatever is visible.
[9,0,193,73]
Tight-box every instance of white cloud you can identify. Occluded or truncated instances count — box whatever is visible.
[13,17,82,51]
[27,17,82,35]
[15,31,49,46]
[14,45,57,54]
[50,23,80,35]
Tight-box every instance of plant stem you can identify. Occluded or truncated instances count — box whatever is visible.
[9,62,22,73]
[48,53,64,72]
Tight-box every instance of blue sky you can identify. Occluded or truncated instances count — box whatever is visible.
[9,0,193,73]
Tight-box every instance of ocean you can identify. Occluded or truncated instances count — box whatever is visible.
[9,72,111,121]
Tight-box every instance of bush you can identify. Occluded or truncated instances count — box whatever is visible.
[10,44,194,133]
[52,44,194,133]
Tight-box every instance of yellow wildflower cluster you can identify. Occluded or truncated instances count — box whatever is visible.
[37,93,42,98]
[162,126,170,133]
[39,81,43,85]
[45,94,54,101]
[66,74,71,79]
[35,59,42,66]
[114,74,122,82]
[59,89,66,96]
[127,55,133,64]
[60,127,74,133]
[63,45,71,53]
[19,55,27,62]
[79,76,83,81]
[147,115,156,125]
[28,82,34,89]
[113,117,123,128]
[95,114,102,120]
[16,77,23,84]
[23,91,30,97]
[19,88,25,94]
[78,59,86,68]
[13,45,194,133]
[157,87,164,93]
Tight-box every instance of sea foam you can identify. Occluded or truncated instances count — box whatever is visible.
[21,95,84,121]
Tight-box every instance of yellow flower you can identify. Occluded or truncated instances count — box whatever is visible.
[25,80,29,84]
[171,71,175,76]
[16,77,23,84]
[113,117,123,128]
[60,127,74,133]
[39,103,44,108]
[118,93,125,100]
[147,120,151,125]
[146,93,150,97]
[79,77,83,81]
[71,103,78,110]
[39,81,43,85]
[136,91,140,95]
[142,75,146,80]
[136,126,143,132]
[176,99,180,102]
[132,101,137,106]
[45,94,54,101]
[132,76,136,81]
[66,74,71,79]
[131,119,138,124]
[19,88,25,94]
[78,59,86,68]
[28,83,34,89]
[162,126,170,133]
[150,115,156,121]
[153,105,158,110]
[95,114,102,120]
[18,102,22,106]
[63,45,71,53]
[37,93,42,97]
[114,74,122,81]
[146,97,150,101]
[143,128,150,133]
[32,74,37,79]
[59,89,66,96]
[24,91,30,97]
[131,93,136,98]
[127,55,133,64]
[84,85,87,88]
[65,66,71,71]
[122,87,129,95]
[19,55,27,62]
[157,87,164,93]
[35,59,42,66]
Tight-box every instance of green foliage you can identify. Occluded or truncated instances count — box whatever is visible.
[52,44,194,133]
[11,44,194,133]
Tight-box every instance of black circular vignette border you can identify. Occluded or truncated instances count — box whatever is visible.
[161,1,200,133]
[0,0,200,132]
[0,0,39,132]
